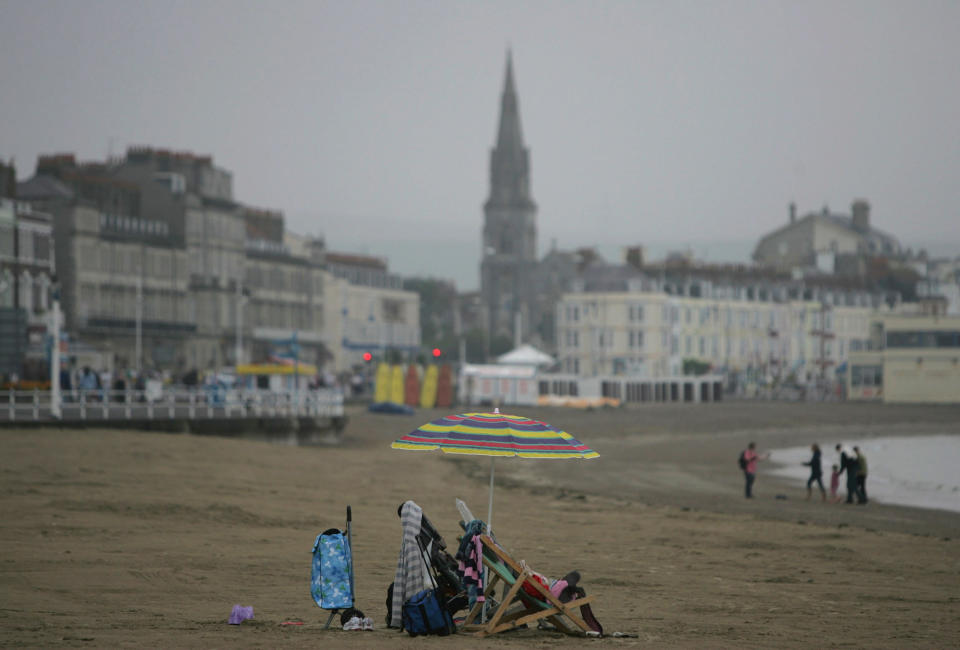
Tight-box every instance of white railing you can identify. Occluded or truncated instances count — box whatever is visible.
[0,387,344,423]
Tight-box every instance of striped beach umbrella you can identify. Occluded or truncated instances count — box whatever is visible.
[392,409,598,532]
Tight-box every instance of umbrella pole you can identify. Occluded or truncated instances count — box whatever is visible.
[482,456,495,625]
[487,456,495,536]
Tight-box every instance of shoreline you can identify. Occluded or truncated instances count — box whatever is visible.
[766,434,960,515]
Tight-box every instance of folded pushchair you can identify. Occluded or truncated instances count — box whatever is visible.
[386,502,468,628]
[417,507,467,608]
[311,506,355,628]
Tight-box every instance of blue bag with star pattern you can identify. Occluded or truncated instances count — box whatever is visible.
[311,507,355,624]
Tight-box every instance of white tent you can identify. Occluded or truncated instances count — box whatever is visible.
[496,344,555,367]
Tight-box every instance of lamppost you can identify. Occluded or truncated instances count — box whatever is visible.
[135,273,142,374]
[50,283,62,419]
[234,279,247,366]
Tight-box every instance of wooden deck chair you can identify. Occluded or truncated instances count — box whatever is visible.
[461,534,597,637]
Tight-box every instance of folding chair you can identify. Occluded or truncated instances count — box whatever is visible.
[461,534,597,637]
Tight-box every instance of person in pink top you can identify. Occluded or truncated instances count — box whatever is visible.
[740,442,769,498]
[829,464,842,503]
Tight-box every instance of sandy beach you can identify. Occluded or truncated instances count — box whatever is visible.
[2,402,959,648]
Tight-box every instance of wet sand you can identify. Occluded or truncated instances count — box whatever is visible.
[1,402,958,648]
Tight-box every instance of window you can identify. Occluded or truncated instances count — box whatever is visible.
[851,365,883,387]
[887,330,960,348]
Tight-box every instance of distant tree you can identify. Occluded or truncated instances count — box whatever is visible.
[490,334,513,358]
[536,311,556,348]
[403,277,458,351]
[464,328,487,363]
[865,257,920,302]
[682,358,711,376]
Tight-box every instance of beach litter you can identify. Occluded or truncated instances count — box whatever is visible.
[228,605,254,625]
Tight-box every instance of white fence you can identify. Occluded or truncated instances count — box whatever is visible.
[0,387,344,423]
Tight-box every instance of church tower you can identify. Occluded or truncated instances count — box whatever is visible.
[481,51,538,345]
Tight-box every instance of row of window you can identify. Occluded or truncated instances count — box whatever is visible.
[100,212,169,237]
[562,300,866,334]
[886,330,960,349]
[0,225,53,266]
[186,211,244,243]
[537,380,579,397]
[561,326,851,360]
[79,242,184,279]
[77,284,191,323]
[247,300,321,331]
[345,319,420,347]
[0,269,50,313]
[246,262,321,294]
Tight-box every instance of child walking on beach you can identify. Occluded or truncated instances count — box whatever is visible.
[829,464,842,503]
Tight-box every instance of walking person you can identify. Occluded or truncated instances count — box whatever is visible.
[854,446,869,504]
[740,442,769,499]
[803,443,826,501]
[835,443,863,504]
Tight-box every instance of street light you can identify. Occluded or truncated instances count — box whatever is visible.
[235,280,248,366]
[49,281,62,419]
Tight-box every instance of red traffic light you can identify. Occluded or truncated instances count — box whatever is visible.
[432,348,442,358]
[362,352,373,362]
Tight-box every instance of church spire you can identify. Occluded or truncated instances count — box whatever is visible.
[495,49,524,152]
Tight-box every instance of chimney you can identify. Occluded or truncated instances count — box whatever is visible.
[625,245,644,269]
[789,202,796,223]
[851,199,870,232]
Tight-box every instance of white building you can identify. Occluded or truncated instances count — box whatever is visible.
[326,256,420,370]
[556,277,892,386]
[848,314,960,403]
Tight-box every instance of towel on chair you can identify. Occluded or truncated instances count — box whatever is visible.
[389,500,430,628]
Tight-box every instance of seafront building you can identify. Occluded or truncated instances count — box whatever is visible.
[847,313,960,403]
[753,200,902,273]
[555,258,894,386]
[13,148,419,377]
[0,181,55,379]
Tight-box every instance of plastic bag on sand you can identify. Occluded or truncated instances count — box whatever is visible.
[228,605,254,625]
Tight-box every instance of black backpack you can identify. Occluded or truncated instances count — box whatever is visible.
[738,451,747,470]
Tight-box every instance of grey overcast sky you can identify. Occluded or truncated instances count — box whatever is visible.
[2,0,959,290]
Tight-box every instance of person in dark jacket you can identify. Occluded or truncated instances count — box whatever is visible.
[835,443,862,504]
[803,443,825,501]
[854,445,869,504]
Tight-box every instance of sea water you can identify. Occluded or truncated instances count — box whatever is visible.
[768,435,960,514]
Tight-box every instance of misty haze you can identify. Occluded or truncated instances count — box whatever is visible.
[2,2,960,648]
